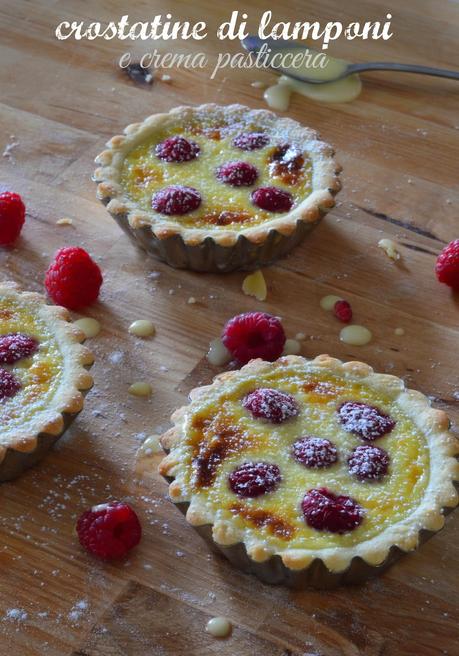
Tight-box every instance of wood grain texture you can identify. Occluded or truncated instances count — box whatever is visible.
[0,1,458,654]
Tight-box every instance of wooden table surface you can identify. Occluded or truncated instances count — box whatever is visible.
[0,1,458,654]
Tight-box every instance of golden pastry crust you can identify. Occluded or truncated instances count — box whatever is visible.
[159,355,459,577]
[94,103,341,248]
[0,281,94,470]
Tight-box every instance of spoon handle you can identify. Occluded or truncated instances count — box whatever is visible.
[348,62,459,81]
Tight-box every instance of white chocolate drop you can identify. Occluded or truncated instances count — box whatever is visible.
[74,317,101,339]
[282,338,301,355]
[206,617,232,638]
[394,327,405,336]
[378,238,400,261]
[264,80,291,111]
[264,71,361,112]
[242,270,267,301]
[135,435,163,477]
[320,295,342,311]
[340,325,372,346]
[128,382,153,397]
[207,339,231,367]
[129,320,156,338]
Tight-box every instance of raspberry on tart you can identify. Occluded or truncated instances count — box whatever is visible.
[152,185,201,215]
[0,333,38,363]
[243,388,299,424]
[348,445,390,481]
[155,136,200,163]
[251,187,294,212]
[159,355,459,588]
[0,281,94,481]
[232,131,270,151]
[0,368,21,400]
[302,487,364,534]
[338,401,396,440]
[94,104,341,272]
[292,436,338,468]
[229,462,281,498]
[216,161,258,187]
[222,312,286,364]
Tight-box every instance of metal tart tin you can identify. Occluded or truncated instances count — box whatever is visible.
[162,477,446,589]
[0,366,93,482]
[101,200,326,273]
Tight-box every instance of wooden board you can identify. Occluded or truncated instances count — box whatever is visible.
[0,1,458,654]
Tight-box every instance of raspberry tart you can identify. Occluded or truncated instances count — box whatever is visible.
[0,281,94,480]
[94,104,341,272]
[159,355,459,587]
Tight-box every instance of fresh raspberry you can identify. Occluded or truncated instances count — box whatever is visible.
[76,501,142,560]
[251,187,293,212]
[0,368,21,400]
[152,185,201,215]
[243,388,299,424]
[232,132,269,151]
[435,239,459,291]
[216,161,258,187]
[292,437,338,468]
[0,192,26,246]
[302,488,364,533]
[0,333,38,364]
[229,462,281,498]
[338,401,395,441]
[348,445,390,481]
[155,136,200,163]
[222,312,286,364]
[334,300,352,323]
[45,247,103,310]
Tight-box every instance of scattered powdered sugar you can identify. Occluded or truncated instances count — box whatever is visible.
[67,599,89,623]
[4,608,28,622]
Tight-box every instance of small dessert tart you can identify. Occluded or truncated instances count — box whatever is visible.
[159,355,459,588]
[94,104,341,272]
[0,281,94,480]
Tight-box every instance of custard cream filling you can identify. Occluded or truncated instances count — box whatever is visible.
[0,298,64,436]
[121,122,313,230]
[180,366,429,551]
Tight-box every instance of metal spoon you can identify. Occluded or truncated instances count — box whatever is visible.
[242,36,459,84]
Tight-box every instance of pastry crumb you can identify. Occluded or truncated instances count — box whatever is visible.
[378,238,400,261]
[242,270,267,301]
[187,296,197,304]
[56,217,73,226]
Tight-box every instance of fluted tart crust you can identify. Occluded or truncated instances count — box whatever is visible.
[0,281,94,478]
[159,355,459,579]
